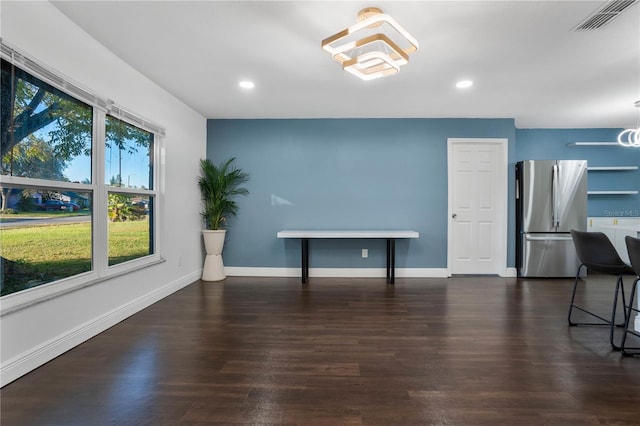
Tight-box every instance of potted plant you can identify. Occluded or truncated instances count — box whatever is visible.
[198,157,249,281]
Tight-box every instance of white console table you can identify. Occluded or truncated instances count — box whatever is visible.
[277,230,419,284]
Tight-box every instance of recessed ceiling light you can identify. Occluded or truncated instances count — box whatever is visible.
[238,80,255,90]
[456,80,473,89]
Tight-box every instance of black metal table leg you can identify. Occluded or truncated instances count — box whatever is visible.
[386,239,391,280]
[387,238,396,284]
[301,238,309,284]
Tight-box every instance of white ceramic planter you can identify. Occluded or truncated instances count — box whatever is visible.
[202,229,226,281]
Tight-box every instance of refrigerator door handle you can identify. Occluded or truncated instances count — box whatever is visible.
[552,164,559,228]
[525,235,574,241]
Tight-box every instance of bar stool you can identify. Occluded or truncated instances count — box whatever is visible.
[568,230,635,350]
[620,236,640,356]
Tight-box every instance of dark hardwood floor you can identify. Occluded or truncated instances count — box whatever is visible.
[2,276,640,425]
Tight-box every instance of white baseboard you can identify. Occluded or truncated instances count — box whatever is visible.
[224,267,449,278]
[0,270,200,387]
[503,268,518,277]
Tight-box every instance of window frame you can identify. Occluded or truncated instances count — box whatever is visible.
[0,42,165,316]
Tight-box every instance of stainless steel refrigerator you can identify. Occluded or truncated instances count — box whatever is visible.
[516,160,587,277]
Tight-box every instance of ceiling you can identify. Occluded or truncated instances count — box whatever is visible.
[51,1,640,128]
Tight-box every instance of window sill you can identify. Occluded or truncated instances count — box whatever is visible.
[0,256,165,317]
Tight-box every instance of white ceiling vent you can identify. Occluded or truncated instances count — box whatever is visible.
[572,0,638,31]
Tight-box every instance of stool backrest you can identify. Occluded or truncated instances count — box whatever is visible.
[625,236,640,276]
[570,230,627,269]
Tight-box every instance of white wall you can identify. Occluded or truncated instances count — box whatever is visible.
[0,1,206,386]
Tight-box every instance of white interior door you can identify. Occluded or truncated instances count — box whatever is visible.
[448,138,507,276]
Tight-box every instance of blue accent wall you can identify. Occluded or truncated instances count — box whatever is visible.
[207,118,516,270]
[516,129,640,217]
[207,120,639,271]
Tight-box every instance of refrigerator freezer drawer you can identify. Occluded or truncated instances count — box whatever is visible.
[520,233,582,278]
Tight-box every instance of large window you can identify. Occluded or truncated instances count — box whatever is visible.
[0,48,163,302]
[105,116,155,267]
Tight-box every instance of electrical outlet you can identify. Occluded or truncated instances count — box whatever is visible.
[362,249,368,258]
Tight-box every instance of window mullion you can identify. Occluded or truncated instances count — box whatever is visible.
[154,133,164,259]
[93,109,109,275]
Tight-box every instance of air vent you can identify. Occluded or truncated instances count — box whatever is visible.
[572,0,638,31]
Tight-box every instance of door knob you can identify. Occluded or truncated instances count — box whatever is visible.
[452,213,457,218]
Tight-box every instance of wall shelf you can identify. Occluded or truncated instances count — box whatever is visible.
[588,191,639,195]
[568,142,620,146]
[587,166,639,193]
[571,139,639,205]
[587,166,639,171]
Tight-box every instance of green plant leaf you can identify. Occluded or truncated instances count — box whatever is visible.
[198,157,249,230]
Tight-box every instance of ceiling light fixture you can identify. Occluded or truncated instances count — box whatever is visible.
[321,7,419,81]
[617,100,640,147]
[456,80,473,89]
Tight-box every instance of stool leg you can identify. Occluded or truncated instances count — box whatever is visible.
[568,264,585,326]
[618,278,628,326]
[610,276,625,351]
[621,277,639,356]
